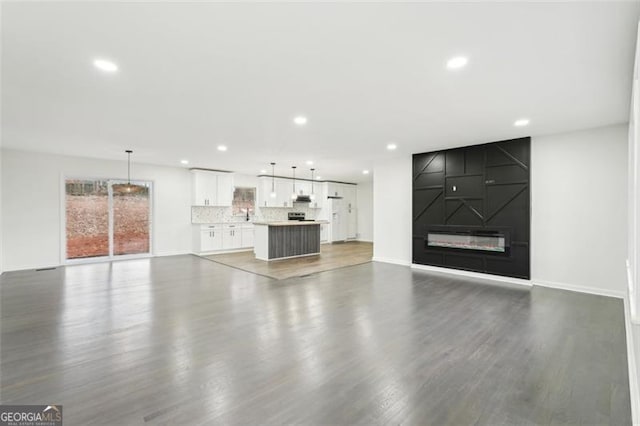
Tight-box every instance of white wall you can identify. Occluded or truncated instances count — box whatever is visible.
[356,182,373,242]
[0,147,3,274]
[2,149,192,271]
[372,156,412,265]
[373,124,629,296]
[233,173,259,189]
[532,124,628,297]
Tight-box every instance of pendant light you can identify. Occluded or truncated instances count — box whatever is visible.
[310,168,316,201]
[291,166,297,200]
[124,150,134,192]
[269,162,277,198]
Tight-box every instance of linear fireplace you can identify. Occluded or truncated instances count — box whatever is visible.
[412,137,530,279]
[426,230,507,253]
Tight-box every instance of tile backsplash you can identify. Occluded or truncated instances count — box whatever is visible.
[191,205,319,224]
[191,206,230,223]
[260,206,318,222]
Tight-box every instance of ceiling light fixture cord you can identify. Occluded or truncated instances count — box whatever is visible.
[311,169,315,194]
[292,166,297,195]
[125,149,133,185]
[271,162,276,192]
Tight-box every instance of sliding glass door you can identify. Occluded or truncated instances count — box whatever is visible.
[65,178,152,261]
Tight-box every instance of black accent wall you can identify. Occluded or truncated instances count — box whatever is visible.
[412,137,530,279]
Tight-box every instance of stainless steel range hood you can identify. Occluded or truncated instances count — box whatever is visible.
[294,195,311,203]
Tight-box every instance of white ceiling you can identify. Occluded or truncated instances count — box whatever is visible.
[2,1,639,183]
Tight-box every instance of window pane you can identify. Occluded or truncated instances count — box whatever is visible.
[112,183,150,256]
[232,187,256,216]
[65,179,109,259]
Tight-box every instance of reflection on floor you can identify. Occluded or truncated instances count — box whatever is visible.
[203,241,373,280]
[0,256,630,424]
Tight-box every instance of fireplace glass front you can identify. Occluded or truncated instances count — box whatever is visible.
[427,232,506,253]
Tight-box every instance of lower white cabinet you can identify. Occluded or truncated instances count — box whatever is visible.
[320,223,329,242]
[195,223,254,253]
[242,227,254,247]
[200,225,223,251]
[223,225,242,250]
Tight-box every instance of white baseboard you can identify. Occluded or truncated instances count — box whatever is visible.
[196,248,254,256]
[624,296,640,425]
[356,239,373,243]
[411,263,532,288]
[372,256,411,266]
[4,252,192,273]
[628,259,640,324]
[155,250,191,257]
[533,279,625,299]
[4,262,61,273]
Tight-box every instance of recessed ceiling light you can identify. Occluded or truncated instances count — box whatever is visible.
[363,170,370,175]
[306,160,314,166]
[294,116,308,126]
[93,58,118,73]
[180,160,189,165]
[514,118,530,127]
[446,56,468,70]
[387,143,397,151]
[217,145,228,152]
[316,176,322,180]
[260,169,267,174]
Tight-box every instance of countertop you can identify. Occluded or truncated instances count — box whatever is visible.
[253,220,329,226]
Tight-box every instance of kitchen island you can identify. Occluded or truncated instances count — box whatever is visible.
[253,221,329,261]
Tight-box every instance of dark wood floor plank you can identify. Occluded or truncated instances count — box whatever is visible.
[0,255,631,425]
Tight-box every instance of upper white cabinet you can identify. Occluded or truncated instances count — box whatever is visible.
[257,177,303,208]
[295,181,311,198]
[326,183,356,203]
[343,185,356,209]
[255,177,353,213]
[309,181,324,209]
[216,174,234,206]
[192,170,234,206]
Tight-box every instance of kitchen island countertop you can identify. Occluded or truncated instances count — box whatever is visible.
[253,220,329,226]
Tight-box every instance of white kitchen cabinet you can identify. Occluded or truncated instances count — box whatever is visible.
[200,226,223,251]
[192,171,218,206]
[258,177,276,208]
[309,181,324,209]
[320,223,329,242]
[344,185,357,209]
[344,185,357,239]
[194,223,256,253]
[277,180,293,207]
[347,208,357,239]
[216,174,234,206]
[223,224,242,249]
[258,177,292,208]
[295,181,311,197]
[242,226,254,247]
[191,170,234,206]
[326,183,341,198]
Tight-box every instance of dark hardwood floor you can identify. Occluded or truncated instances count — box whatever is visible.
[0,255,631,425]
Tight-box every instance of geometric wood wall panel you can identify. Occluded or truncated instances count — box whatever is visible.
[412,137,531,279]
